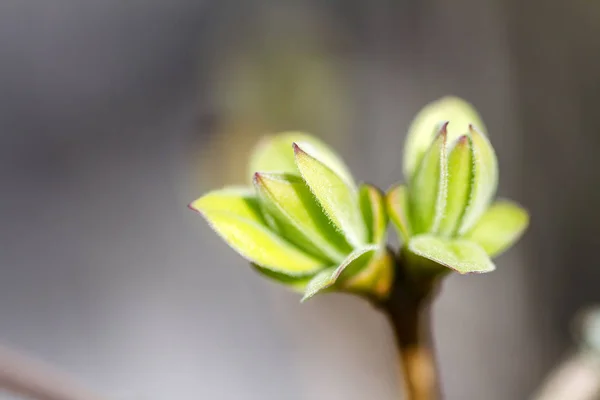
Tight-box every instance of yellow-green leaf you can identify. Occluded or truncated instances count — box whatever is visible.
[189,188,324,275]
[457,125,499,235]
[403,96,486,181]
[409,126,448,235]
[301,245,379,301]
[408,234,495,274]
[294,143,366,247]
[253,172,349,263]
[438,135,473,236]
[359,184,388,245]
[464,200,529,257]
[386,184,412,243]
[343,248,394,300]
[248,132,354,185]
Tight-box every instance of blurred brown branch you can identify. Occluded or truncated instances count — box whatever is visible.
[0,344,108,400]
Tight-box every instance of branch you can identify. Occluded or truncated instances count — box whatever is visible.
[382,265,441,400]
[0,344,108,400]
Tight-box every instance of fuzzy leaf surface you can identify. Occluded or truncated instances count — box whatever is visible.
[254,172,349,263]
[248,132,354,185]
[294,143,366,247]
[409,128,448,234]
[301,246,378,301]
[408,234,495,274]
[458,126,499,234]
[403,96,486,180]
[190,188,324,275]
[359,184,388,245]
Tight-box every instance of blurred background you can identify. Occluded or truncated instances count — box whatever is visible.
[1,0,600,399]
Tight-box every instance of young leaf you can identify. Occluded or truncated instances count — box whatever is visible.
[253,172,350,263]
[189,188,324,275]
[386,184,412,243]
[301,245,379,301]
[457,125,499,234]
[359,184,388,245]
[294,143,366,247]
[403,96,486,181]
[464,200,529,257]
[409,126,448,235]
[343,249,394,300]
[248,132,354,185]
[408,234,495,274]
[438,135,473,236]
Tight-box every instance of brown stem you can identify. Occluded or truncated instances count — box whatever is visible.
[0,344,108,400]
[383,272,441,400]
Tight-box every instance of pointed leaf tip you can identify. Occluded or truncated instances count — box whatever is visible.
[457,124,499,234]
[190,188,324,276]
[438,134,473,236]
[253,172,350,263]
[409,126,449,235]
[248,132,354,184]
[294,143,366,247]
[403,96,486,181]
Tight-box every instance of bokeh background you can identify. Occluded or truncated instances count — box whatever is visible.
[1,1,600,399]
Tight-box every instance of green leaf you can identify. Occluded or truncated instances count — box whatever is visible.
[301,245,379,301]
[294,143,366,247]
[189,188,324,275]
[359,184,388,245]
[408,234,495,274]
[403,96,486,181]
[253,172,350,263]
[343,249,394,300]
[248,132,354,185]
[457,125,499,235]
[409,126,448,235]
[386,184,412,243]
[438,135,473,236]
[251,264,314,293]
[464,200,529,257]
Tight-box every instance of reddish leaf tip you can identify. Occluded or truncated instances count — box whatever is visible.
[291,142,303,155]
[468,123,480,134]
[439,121,450,136]
[187,202,202,215]
[457,134,470,146]
[252,172,263,184]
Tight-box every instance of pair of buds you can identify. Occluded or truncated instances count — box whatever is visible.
[189,97,528,302]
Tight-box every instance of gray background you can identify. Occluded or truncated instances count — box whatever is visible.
[1,0,599,399]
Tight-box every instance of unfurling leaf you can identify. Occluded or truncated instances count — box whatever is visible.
[408,235,495,274]
[464,200,529,257]
[301,246,379,301]
[438,135,473,236]
[294,143,366,247]
[457,125,498,235]
[253,172,349,263]
[359,184,388,245]
[386,184,412,243]
[343,249,394,300]
[403,96,486,180]
[190,188,324,275]
[409,125,448,235]
[248,132,354,185]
